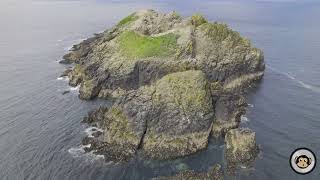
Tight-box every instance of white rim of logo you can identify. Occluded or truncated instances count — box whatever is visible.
[290,148,316,175]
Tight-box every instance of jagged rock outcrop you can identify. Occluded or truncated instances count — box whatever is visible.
[225,128,259,172]
[62,10,264,168]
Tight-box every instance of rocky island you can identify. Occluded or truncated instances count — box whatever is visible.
[60,10,264,178]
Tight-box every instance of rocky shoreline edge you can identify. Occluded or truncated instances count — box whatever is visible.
[59,10,265,179]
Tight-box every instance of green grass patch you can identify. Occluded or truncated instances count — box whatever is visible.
[118,14,138,26]
[118,31,179,59]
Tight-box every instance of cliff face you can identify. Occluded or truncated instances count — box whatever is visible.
[61,9,264,174]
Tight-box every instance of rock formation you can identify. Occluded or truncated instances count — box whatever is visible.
[225,128,259,172]
[61,9,264,175]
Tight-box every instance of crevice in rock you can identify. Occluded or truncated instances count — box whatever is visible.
[137,119,148,150]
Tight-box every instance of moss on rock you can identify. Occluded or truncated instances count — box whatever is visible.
[152,70,212,113]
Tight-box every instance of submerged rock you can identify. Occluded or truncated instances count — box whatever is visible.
[60,68,72,77]
[62,10,264,166]
[225,128,259,172]
[62,90,70,95]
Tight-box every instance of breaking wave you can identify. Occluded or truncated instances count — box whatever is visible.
[57,76,69,81]
[68,145,104,161]
[69,85,80,92]
[84,127,103,138]
[241,115,250,123]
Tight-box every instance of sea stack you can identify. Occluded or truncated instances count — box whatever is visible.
[62,9,264,168]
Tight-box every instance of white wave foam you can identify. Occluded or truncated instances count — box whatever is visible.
[64,45,73,51]
[70,85,80,92]
[83,144,91,148]
[241,115,249,123]
[87,151,105,160]
[68,145,105,161]
[240,165,247,169]
[57,76,69,81]
[248,103,254,108]
[267,65,320,93]
[68,147,85,157]
[296,80,320,93]
[84,127,103,138]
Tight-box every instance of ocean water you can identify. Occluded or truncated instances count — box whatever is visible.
[0,0,320,179]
